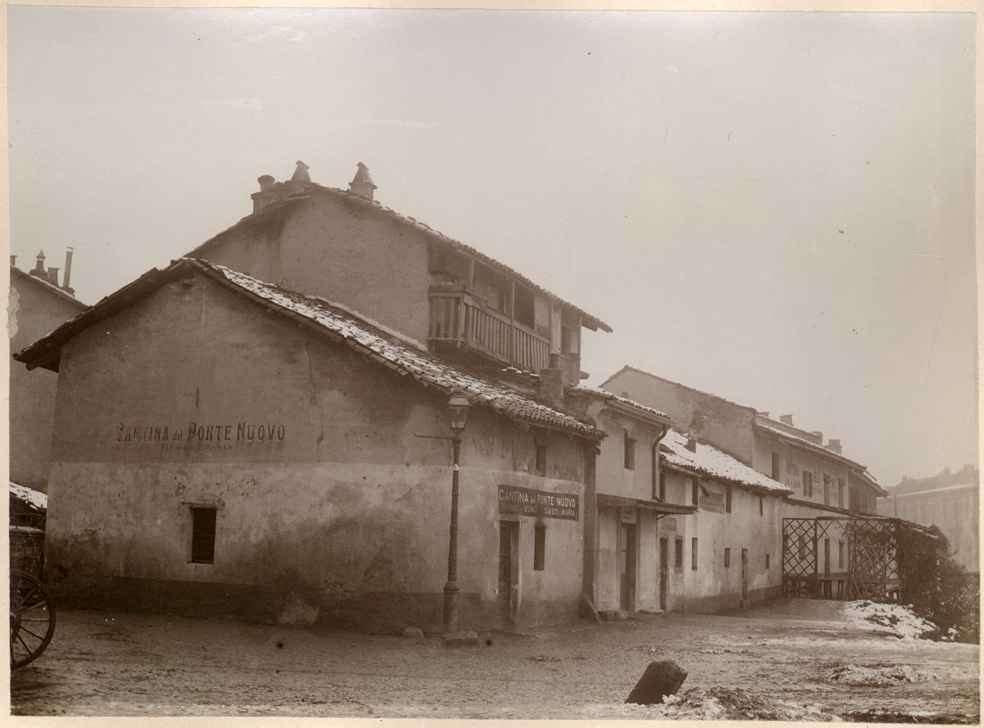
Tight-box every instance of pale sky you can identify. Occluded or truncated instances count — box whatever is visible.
[9,8,977,487]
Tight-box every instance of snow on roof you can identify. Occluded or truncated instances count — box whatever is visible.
[11,266,88,309]
[9,482,47,512]
[572,384,670,422]
[660,429,792,494]
[189,183,612,333]
[207,261,604,439]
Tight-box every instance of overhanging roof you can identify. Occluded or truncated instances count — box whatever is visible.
[597,492,697,515]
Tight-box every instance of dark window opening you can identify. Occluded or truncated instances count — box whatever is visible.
[691,479,699,506]
[535,443,547,476]
[725,486,733,513]
[514,284,535,328]
[658,470,666,501]
[561,324,579,354]
[724,547,731,568]
[624,433,636,470]
[533,524,546,571]
[838,540,845,569]
[759,495,764,516]
[765,553,771,569]
[674,537,683,570]
[802,471,813,498]
[190,506,217,564]
[837,479,845,508]
[771,452,780,479]
[691,538,698,570]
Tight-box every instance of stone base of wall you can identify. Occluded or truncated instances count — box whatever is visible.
[675,585,782,614]
[47,574,578,635]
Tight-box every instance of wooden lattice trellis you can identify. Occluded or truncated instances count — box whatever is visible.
[782,516,901,601]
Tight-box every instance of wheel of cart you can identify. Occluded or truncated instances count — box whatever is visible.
[10,569,55,669]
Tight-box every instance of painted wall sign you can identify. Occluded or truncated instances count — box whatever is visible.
[497,485,578,521]
[115,421,287,445]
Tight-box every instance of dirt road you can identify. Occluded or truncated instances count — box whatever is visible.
[11,599,979,719]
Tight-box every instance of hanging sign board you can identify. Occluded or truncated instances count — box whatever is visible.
[497,485,579,521]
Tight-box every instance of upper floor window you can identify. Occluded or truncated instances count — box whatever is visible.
[725,485,733,513]
[759,495,764,516]
[823,474,831,505]
[535,443,547,476]
[691,478,699,506]
[802,471,814,498]
[724,547,731,568]
[674,537,684,570]
[514,284,535,329]
[771,452,781,480]
[624,433,636,470]
[837,478,845,508]
[561,324,579,355]
[657,470,666,501]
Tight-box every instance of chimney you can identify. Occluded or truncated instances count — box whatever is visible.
[290,160,311,184]
[62,247,75,295]
[827,438,842,454]
[348,162,377,201]
[780,414,794,426]
[30,250,46,278]
[47,267,60,287]
[538,353,567,409]
[686,436,698,452]
[810,430,823,444]
[251,174,281,213]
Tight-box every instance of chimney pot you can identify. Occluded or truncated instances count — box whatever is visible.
[810,430,823,444]
[686,436,698,452]
[290,161,311,184]
[257,174,276,192]
[31,250,46,276]
[780,414,794,426]
[47,266,60,287]
[827,438,842,454]
[62,247,75,294]
[348,162,377,201]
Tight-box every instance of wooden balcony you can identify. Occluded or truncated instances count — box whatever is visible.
[429,289,551,373]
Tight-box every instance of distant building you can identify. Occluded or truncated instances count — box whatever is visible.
[878,466,979,573]
[9,250,86,492]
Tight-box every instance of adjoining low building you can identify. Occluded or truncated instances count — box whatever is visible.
[16,258,604,633]
[657,429,792,612]
[9,250,86,492]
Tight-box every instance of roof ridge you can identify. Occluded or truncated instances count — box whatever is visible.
[11,266,88,308]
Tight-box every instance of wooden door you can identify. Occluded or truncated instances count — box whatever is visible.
[659,537,669,611]
[740,547,749,604]
[498,521,519,621]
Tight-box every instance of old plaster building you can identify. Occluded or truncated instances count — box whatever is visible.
[9,250,86,492]
[16,162,624,633]
[602,365,888,600]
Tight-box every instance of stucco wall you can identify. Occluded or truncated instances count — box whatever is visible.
[9,274,86,491]
[603,369,756,464]
[658,470,783,612]
[46,272,585,632]
[200,192,432,344]
[753,433,852,508]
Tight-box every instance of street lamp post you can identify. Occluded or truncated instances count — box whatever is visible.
[444,392,471,633]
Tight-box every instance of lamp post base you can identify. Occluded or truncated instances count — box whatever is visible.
[443,581,460,633]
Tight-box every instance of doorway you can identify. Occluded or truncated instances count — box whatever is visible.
[498,520,519,622]
[617,523,637,611]
[740,547,749,605]
[659,537,669,611]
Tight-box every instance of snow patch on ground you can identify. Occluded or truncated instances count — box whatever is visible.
[827,664,936,687]
[844,600,938,640]
[581,687,839,721]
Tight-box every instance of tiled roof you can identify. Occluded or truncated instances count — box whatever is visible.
[15,259,604,441]
[660,429,792,494]
[9,482,47,512]
[187,182,612,333]
[571,384,670,422]
[11,267,87,309]
[753,419,885,494]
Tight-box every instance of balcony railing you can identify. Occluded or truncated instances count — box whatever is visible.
[429,289,551,373]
